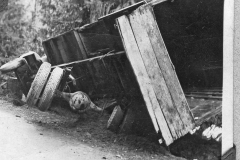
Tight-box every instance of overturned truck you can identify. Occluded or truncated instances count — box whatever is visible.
[0,0,223,146]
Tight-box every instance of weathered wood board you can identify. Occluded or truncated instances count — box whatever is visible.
[129,8,187,139]
[139,5,195,131]
[49,40,63,65]
[43,30,87,65]
[117,15,174,145]
[58,36,71,63]
[116,5,195,145]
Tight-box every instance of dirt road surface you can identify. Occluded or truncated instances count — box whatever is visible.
[0,96,221,160]
[0,108,117,160]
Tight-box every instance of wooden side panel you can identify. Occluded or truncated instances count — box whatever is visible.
[50,39,63,65]
[64,32,84,61]
[56,37,70,63]
[73,30,88,59]
[137,5,195,131]
[116,15,174,145]
[129,10,185,138]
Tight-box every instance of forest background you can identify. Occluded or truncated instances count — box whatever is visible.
[0,0,140,82]
[0,0,140,80]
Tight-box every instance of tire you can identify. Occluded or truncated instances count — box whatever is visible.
[26,62,51,107]
[107,105,124,133]
[37,67,64,111]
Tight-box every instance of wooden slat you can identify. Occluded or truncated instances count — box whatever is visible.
[129,10,185,138]
[116,15,173,145]
[73,30,86,60]
[68,31,83,60]
[56,37,70,63]
[42,42,53,64]
[73,30,88,59]
[49,40,63,65]
[60,36,71,62]
[138,5,195,131]
[52,51,124,68]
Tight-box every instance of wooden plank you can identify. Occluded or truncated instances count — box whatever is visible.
[138,5,195,131]
[116,15,173,145]
[51,51,124,68]
[73,30,88,59]
[60,36,71,63]
[63,32,84,61]
[42,42,53,64]
[70,32,84,60]
[56,37,70,63]
[49,40,63,65]
[129,10,185,138]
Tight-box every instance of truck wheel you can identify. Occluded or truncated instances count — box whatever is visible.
[107,105,124,133]
[37,67,64,111]
[26,62,51,107]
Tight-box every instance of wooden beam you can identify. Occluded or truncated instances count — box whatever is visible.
[51,51,124,68]
[116,15,173,145]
